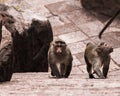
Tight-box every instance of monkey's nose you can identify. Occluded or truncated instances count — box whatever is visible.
[56,48,62,53]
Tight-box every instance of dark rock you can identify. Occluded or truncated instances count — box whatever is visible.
[0,42,13,82]
[81,0,120,17]
[0,4,53,72]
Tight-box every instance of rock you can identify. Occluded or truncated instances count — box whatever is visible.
[81,0,120,17]
[0,4,53,72]
[0,42,13,82]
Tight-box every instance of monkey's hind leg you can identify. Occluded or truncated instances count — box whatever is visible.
[87,64,95,79]
[84,55,95,79]
[50,64,61,78]
[103,56,110,78]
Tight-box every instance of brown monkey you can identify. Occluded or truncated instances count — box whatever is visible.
[84,42,113,79]
[48,39,73,78]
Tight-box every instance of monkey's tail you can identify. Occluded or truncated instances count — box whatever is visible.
[99,9,120,39]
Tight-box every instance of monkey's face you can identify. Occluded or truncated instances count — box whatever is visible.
[96,43,113,55]
[53,41,67,55]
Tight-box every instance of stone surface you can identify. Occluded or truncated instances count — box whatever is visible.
[111,48,120,66]
[45,1,79,15]
[0,72,120,96]
[58,31,88,43]
[78,20,104,37]
[68,41,86,54]
[66,9,96,25]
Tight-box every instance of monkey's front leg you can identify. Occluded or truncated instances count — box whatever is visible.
[50,64,62,78]
[103,56,110,78]
[60,63,65,77]
[93,63,105,79]
[64,62,72,78]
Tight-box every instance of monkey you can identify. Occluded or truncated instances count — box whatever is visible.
[99,9,120,39]
[84,42,113,79]
[48,39,73,78]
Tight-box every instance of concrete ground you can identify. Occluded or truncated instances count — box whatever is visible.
[0,0,120,96]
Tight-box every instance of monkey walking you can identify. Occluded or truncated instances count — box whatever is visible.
[84,42,113,79]
[48,39,73,78]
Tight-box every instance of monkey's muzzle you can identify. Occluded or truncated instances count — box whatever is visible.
[56,47,62,54]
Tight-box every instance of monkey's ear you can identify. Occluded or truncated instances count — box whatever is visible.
[50,42,54,46]
[86,42,93,47]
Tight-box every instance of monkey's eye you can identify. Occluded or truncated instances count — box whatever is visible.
[104,44,107,46]
[61,43,66,47]
[100,42,105,45]
[54,43,66,47]
[54,44,61,47]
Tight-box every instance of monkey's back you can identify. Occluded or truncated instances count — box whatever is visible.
[85,43,99,64]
